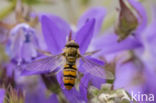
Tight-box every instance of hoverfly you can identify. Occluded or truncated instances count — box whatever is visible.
[20,33,114,90]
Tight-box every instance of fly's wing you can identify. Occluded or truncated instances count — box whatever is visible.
[19,55,65,75]
[83,49,101,56]
[79,56,114,80]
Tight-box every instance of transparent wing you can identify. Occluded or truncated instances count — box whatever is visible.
[19,54,65,75]
[79,56,114,80]
[83,49,101,56]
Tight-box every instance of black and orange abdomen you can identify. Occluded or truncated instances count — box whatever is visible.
[63,64,77,90]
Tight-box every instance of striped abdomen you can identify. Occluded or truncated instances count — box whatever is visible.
[63,64,77,90]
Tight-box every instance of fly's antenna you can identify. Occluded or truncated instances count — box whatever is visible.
[68,31,72,41]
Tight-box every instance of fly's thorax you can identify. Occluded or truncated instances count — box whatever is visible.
[64,40,80,64]
[64,47,79,63]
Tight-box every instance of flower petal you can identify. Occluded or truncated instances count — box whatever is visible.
[114,62,143,94]
[142,67,156,96]
[39,13,71,37]
[0,89,5,103]
[75,19,95,54]
[21,42,37,62]
[56,70,64,89]
[40,15,70,54]
[10,23,30,35]
[78,7,106,35]
[24,78,51,103]
[62,88,86,103]
[79,74,89,102]
[7,28,25,64]
[48,14,71,37]
[92,33,142,54]
[141,8,156,70]
[7,23,38,64]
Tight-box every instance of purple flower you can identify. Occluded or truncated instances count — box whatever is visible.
[6,23,39,65]
[40,7,109,74]
[0,88,5,103]
[40,12,104,103]
[39,6,108,79]
[21,7,109,103]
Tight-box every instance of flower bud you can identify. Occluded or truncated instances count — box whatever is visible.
[115,0,138,41]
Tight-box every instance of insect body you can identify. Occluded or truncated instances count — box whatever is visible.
[63,40,80,90]
[21,38,114,90]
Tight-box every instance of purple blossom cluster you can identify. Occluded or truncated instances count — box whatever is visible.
[0,0,156,103]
